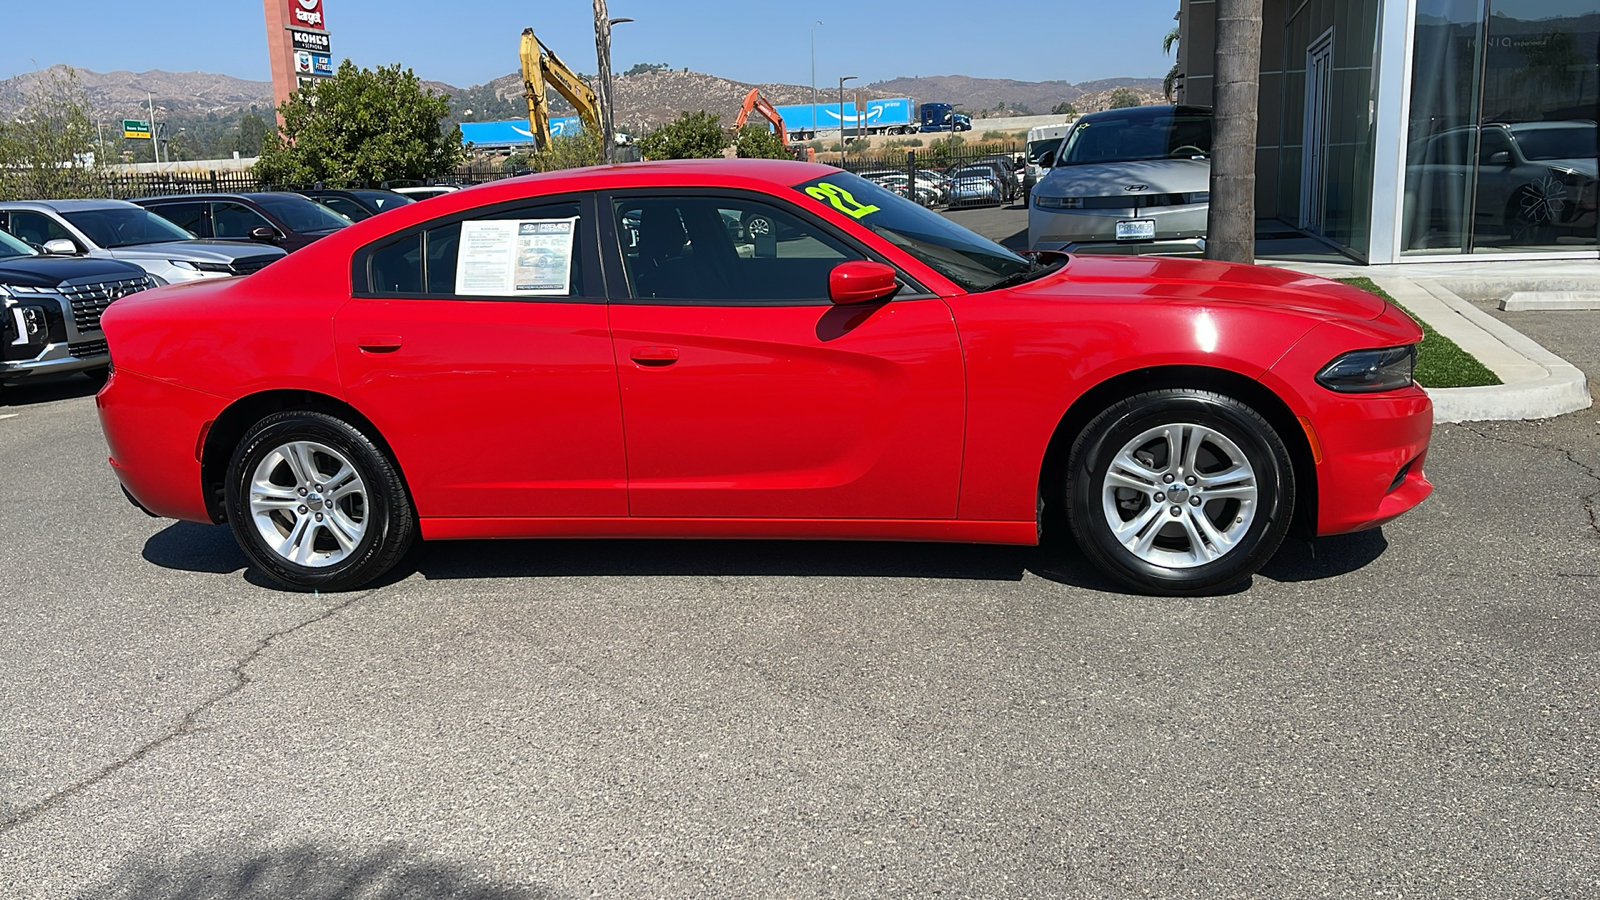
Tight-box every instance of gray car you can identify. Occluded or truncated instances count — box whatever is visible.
[0,199,286,284]
[1029,105,1213,255]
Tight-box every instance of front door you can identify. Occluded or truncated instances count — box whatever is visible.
[602,190,966,520]
[1301,29,1334,233]
[335,193,628,520]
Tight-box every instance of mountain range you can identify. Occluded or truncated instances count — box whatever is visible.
[0,65,1164,130]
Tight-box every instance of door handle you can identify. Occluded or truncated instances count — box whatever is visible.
[629,346,679,367]
[358,334,403,353]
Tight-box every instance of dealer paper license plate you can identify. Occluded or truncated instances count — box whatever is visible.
[1116,219,1157,241]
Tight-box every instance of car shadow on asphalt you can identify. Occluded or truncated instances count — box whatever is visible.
[141,523,1389,596]
[74,839,552,900]
[0,372,101,406]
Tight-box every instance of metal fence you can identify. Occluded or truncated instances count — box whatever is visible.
[812,143,1029,210]
[99,163,521,200]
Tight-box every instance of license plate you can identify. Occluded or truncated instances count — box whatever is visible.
[1116,219,1157,241]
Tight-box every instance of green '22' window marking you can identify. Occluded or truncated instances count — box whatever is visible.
[805,182,880,219]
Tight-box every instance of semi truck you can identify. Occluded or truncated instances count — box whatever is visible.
[919,102,972,133]
[777,98,918,140]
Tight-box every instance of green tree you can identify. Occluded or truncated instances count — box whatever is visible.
[733,123,790,159]
[1107,88,1142,109]
[623,62,670,76]
[1164,15,1182,101]
[0,66,107,200]
[236,113,269,157]
[637,110,727,160]
[527,127,605,172]
[1051,101,1079,117]
[256,61,464,185]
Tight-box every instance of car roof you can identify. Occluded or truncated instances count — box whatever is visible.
[0,198,142,211]
[1078,104,1212,123]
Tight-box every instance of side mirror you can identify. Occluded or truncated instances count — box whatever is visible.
[248,226,278,242]
[1487,151,1512,166]
[828,260,899,306]
[43,239,78,255]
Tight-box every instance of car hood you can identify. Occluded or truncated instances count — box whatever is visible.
[1018,254,1388,322]
[0,255,148,288]
[1534,157,1598,178]
[1037,158,1211,198]
[106,240,286,263]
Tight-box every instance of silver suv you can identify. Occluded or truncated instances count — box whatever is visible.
[1029,105,1213,256]
[0,199,285,284]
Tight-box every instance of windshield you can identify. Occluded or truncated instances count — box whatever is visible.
[1514,124,1597,161]
[252,193,351,233]
[352,190,414,212]
[1027,137,1063,165]
[62,207,195,248]
[0,228,38,259]
[792,171,1032,292]
[1057,111,1213,165]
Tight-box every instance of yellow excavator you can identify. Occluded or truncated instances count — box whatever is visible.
[519,28,601,151]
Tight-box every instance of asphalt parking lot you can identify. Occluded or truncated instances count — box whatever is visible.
[1,231,1597,897]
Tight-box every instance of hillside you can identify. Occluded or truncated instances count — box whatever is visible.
[0,65,1167,131]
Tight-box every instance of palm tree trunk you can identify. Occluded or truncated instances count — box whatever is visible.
[1205,0,1263,263]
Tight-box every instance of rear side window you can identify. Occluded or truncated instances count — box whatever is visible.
[363,198,589,299]
[148,202,207,235]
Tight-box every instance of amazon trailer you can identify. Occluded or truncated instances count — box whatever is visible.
[777,98,917,141]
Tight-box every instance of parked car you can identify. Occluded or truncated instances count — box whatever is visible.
[134,192,351,253]
[1030,105,1213,255]
[1024,122,1074,201]
[857,169,947,204]
[945,166,1007,208]
[98,159,1432,597]
[862,173,939,206]
[1403,121,1599,248]
[0,200,285,284]
[0,226,154,391]
[298,189,415,222]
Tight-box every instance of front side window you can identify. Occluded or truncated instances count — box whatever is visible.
[6,211,79,249]
[250,194,351,233]
[791,172,1031,292]
[211,203,275,239]
[613,193,856,303]
[366,198,587,299]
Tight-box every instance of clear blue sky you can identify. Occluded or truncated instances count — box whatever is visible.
[2,0,1180,87]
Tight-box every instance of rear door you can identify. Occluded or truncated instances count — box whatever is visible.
[335,193,627,520]
[600,188,966,520]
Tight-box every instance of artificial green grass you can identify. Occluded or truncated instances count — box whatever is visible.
[1339,277,1501,389]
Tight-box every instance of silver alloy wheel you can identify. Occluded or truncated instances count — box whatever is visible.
[247,440,368,568]
[1100,423,1259,569]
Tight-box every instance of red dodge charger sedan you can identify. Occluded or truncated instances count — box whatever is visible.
[97,159,1432,595]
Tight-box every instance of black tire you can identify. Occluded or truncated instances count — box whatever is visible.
[224,410,415,591]
[1064,389,1294,596]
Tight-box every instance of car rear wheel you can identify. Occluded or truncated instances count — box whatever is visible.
[1065,389,1294,595]
[224,410,415,591]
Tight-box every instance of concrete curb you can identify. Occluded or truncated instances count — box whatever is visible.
[1370,278,1592,424]
[1500,292,1600,311]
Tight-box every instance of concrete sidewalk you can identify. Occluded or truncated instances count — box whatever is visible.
[1261,259,1595,423]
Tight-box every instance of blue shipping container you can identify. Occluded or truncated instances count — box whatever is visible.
[459,117,583,147]
[772,98,915,133]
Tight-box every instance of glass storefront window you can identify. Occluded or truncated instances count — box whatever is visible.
[1403,0,1600,255]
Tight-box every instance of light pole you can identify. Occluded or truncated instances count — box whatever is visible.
[837,75,856,164]
[592,1,633,164]
[810,21,823,143]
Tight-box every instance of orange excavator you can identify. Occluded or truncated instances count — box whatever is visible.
[734,88,815,161]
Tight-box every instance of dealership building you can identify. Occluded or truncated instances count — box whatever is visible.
[1178,0,1600,263]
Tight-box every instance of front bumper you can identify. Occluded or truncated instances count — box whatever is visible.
[2,292,109,380]
[1029,201,1209,256]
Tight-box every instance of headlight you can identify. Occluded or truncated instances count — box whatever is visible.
[170,260,234,273]
[1034,196,1084,209]
[1316,345,1417,393]
[6,304,48,346]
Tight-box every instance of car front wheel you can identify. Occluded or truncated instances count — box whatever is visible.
[224,410,415,591]
[1065,389,1295,595]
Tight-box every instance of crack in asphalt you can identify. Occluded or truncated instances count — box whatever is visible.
[1456,422,1600,542]
[0,587,383,836]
